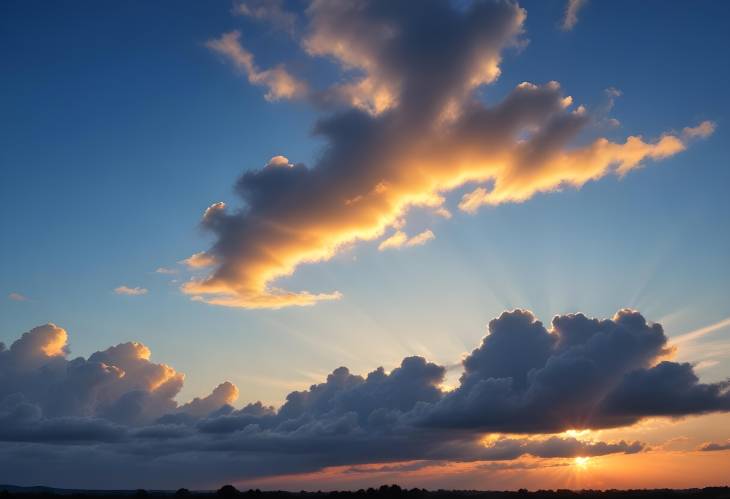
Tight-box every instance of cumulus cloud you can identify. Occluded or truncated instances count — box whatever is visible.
[179,382,239,419]
[266,155,293,168]
[190,0,713,309]
[0,400,127,444]
[0,324,237,426]
[423,309,730,432]
[1,310,728,487]
[599,361,730,421]
[561,0,586,31]
[114,286,148,296]
[155,267,178,275]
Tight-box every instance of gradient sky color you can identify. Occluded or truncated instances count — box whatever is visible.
[1,0,730,490]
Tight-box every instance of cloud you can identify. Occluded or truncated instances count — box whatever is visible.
[179,382,240,419]
[189,0,711,309]
[598,361,730,420]
[0,396,127,444]
[378,230,435,251]
[695,359,720,370]
[155,267,178,275]
[422,309,729,433]
[266,155,293,168]
[206,31,308,101]
[0,324,68,364]
[0,310,728,487]
[234,0,298,34]
[699,439,730,452]
[672,316,730,346]
[475,435,644,460]
[183,251,218,269]
[347,434,643,475]
[561,0,586,31]
[0,324,237,426]
[683,120,716,139]
[114,286,148,296]
[8,292,28,301]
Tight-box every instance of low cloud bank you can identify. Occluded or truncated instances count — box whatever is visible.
[1,309,728,487]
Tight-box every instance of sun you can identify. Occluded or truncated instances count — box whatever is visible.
[574,456,590,469]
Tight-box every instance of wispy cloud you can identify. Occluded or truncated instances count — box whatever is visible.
[233,0,297,34]
[694,359,720,370]
[699,439,730,452]
[378,230,435,251]
[671,316,730,345]
[154,267,178,275]
[683,120,716,139]
[561,0,586,31]
[206,31,307,101]
[8,292,29,301]
[114,286,148,296]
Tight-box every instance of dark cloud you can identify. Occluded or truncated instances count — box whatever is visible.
[344,435,643,475]
[0,310,728,487]
[600,361,730,422]
[0,394,127,443]
[475,435,644,460]
[699,440,730,452]
[422,309,691,433]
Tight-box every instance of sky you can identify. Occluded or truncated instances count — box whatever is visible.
[1,0,730,491]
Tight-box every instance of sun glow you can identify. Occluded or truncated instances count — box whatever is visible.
[574,456,590,469]
[564,429,591,438]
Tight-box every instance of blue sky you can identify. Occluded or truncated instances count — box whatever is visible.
[2,0,729,407]
[2,0,730,491]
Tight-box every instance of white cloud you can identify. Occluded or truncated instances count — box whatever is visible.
[114,286,148,296]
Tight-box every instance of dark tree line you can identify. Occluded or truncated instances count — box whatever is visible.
[2,484,730,499]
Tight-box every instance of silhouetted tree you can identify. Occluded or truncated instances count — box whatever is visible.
[218,485,239,498]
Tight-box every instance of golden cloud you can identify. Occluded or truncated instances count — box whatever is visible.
[190,1,715,309]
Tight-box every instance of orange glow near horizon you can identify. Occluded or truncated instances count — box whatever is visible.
[237,445,730,492]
